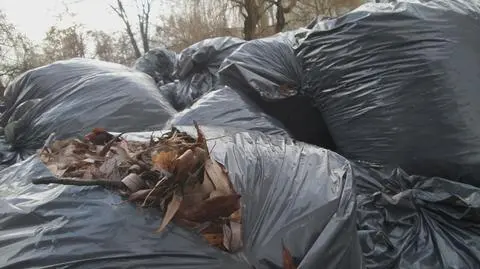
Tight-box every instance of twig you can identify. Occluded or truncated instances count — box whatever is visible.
[32,177,126,189]
[99,132,124,157]
[142,176,169,207]
[40,132,56,154]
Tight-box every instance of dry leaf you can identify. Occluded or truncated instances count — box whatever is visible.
[223,221,243,252]
[203,232,224,248]
[205,159,233,195]
[155,192,183,233]
[152,151,177,172]
[282,244,297,269]
[201,170,215,195]
[193,121,207,151]
[230,209,242,223]
[128,189,154,202]
[179,194,241,223]
[121,173,146,192]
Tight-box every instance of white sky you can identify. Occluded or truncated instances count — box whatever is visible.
[0,0,167,42]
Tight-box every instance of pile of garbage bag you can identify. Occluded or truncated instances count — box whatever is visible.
[0,127,361,269]
[167,86,289,137]
[0,58,176,163]
[133,47,177,85]
[2,0,480,268]
[167,37,245,110]
[296,0,480,186]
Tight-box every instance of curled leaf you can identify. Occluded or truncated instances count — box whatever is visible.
[128,189,154,202]
[121,173,146,192]
[282,244,297,269]
[155,192,183,233]
[152,151,177,172]
[178,194,241,223]
[223,221,243,252]
[205,159,233,195]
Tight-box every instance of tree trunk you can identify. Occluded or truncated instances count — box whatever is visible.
[243,0,259,40]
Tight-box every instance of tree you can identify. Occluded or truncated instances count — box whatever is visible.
[0,10,44,85]
[228,0,298,40]
[42,25,87,63]
[156,0,234,51]
[88,30,137,66]
[110,0,154,58]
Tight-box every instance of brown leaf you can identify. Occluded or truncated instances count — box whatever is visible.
[205,159,233,195]
[152,151,177,173]
[282,244,297,269]
[155,192,183,233]
[128,189,154,202]
[98,157,120,181]
[121,173,146,192]
[178,194,241,223]
[230,209,242,223]
[193,121,207,151]
[203,232,224,248]
[223,221,243,252]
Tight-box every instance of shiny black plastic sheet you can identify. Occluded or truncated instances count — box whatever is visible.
[168,86,289,136]
[355,164,480,269]
[218,37,335,149]
[172,37,245,110]
[0,127,362,269]
[133,48,177,85]
[296,0,480,185]
[0,59,176,161]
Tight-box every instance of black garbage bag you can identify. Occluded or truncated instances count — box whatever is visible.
[133,48,177,85]
[0,59,176,162]
[2,58,129,113]
[355,164,480,269]
[174,37,245,79]
[218,37,335,149]
[168,86,289,136]
[296,0,480,185]
[172,37,245,110]
[174,71,214,111]
[0,126,362,269]
[158,81,179,108]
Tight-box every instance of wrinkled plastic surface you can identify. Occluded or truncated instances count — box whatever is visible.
[0,127,362,269]
[168,86,289,136]
[2,58,129,114]
[218,37,335,148]
[133,48,177,85]
[174,37,244,79]
[0,59,176,157]
[158,81,180,109]
[174,72,214,111]
[355,163,480,269]
[296,0,480,184]
[172,37,245,110]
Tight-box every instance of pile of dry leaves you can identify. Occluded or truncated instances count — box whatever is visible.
[34,125,297,268]
[36,124,241,251]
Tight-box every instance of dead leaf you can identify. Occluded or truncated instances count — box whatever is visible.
[205,159,233,195]
[230,209,242,223]
[282,244,297,269]
[223,221,243,252]
[203,232,224,248]
[155,192,183,233]
[128,189,154,202]
[178,194,241,223]
[98,157,120,181]
[121,173,146,192]
[193,121,207,151]
[98,133,124,157]
[201,170,215,195]
[152,151,177,172]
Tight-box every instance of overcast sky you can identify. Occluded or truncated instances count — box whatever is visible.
[0,0,166,42]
